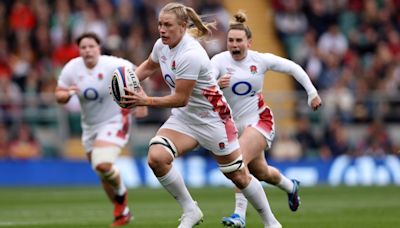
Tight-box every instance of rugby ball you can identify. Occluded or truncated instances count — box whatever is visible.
[110,66,141,108]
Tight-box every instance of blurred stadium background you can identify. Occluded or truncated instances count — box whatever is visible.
[0,0,400,226]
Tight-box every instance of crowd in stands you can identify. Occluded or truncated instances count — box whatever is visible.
[0,0,398,160]
[270,0,400,160]
[274,0,400,121]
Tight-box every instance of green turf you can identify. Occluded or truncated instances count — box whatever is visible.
[0,185,399,227]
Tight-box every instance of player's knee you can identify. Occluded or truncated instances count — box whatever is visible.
[148,136,178,159]
[99,165,120,181]
[227,169,250,189]
[219,155,249,188]
[219,155,244,173]
[147,149,172,170]
[95,163,112,174]
[147,135,177,169]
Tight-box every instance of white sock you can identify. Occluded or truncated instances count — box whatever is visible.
[276,174,294,193]
[116,180,127,196]
[241,176,280,226]
[157,167,196,212]
[234,192,248,219]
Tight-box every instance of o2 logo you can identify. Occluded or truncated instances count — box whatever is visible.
[83,88,99,101]
[232,81,256,96]
[164,74,175,88]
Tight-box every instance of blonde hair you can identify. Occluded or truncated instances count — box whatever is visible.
[229,10,252,39]
[160,2,216,39]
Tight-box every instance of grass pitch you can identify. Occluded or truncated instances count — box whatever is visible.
[0,185,399,227]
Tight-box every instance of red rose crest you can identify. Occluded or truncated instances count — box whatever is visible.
[250,65,257,74]
[219,142,225,150]
[171,60,176,71]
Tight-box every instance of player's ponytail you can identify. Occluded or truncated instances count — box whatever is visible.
[160,3,216,39]
[229,10,252,39]
[185,6,216,39]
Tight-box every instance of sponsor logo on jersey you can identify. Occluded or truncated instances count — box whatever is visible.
[250,65,257,74]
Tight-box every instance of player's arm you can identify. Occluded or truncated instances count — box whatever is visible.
[217,75,231,89]
[117,57,159,109]
[210,55,230,89]
[135,39,163,81]
[55,85,79,104]
[135,57,161,82]
[263,53,322,110]
[55,61,79,104]
[122,50,198,107]
[122,79,195,108]
[149,79,195,107]
[149,51,199,107]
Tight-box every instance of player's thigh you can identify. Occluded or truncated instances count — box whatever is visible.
[195,119,240,158]
[211,147,242,165]
[155,116,199,157]
[156,128,198,157]
[83,120,130,152]
[239,127,267,164]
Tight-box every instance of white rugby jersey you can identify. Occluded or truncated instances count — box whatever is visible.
[57,55,134,127]
[150,33,231,124]
[211,50,317,121]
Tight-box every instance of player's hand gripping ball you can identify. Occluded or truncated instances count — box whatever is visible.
[110,66,141,108]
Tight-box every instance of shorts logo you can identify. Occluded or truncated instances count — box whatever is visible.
[219,142,225,150]
[250,65,257,74]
